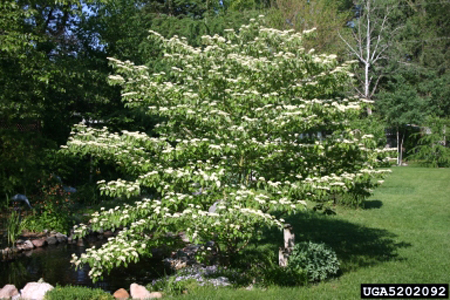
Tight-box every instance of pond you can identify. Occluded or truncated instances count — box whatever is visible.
[0,242,166,293]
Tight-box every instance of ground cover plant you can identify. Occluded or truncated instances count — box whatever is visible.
[167,166,450,299]
[44,285,114,300]
[63,18,390,281]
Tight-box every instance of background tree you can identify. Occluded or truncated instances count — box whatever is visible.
[372,0,450,164]
[409,116,450,167]
[0,0,117,198]
[377,74,426,165]
[339,0,400,115]
[0,0,275,200]
[398,0,450,118]
[266,0,353,55]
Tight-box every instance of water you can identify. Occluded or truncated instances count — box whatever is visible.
[0,242,166,293]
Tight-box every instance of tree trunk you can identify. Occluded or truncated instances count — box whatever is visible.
[365,4,372,116]
[400,130,405,165]
[443,125,446,146]
[279,224,295,267]
[397,128,401,165]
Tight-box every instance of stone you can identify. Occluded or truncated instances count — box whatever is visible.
[46,236,57,245]
[178,232,190,243]
[17,240,34,251]
[0,284,19,299]
[130,283,153,300]
[113,288,130,300]
[20,282,54,300]
[148,292,163,299]
[32,238,47,248]
[3,247,12,256]
[55,233,67,243]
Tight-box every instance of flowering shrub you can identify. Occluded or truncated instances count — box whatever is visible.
[64,17,391,281]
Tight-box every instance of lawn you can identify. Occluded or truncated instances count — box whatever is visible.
[171,166,450,299]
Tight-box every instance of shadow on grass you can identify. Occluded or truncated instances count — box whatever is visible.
[240,211,411,274]
[363,199,383,209]
[288,211,411,272]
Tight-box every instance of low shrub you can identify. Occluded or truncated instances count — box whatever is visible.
[288,241,340,282]
[44,285,114,300]
[22,211,74,234]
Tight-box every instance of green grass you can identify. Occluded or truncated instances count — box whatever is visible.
[171,167,450,299]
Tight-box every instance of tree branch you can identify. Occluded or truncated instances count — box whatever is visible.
[339,32,365,63]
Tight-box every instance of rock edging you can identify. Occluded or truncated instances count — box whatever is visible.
[0,282,164,300]
[0,281,54,300]
[1,231,68,261]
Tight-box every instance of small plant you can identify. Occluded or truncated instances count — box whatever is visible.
[288,241,340,282]
[44,285,114,300]
[6,210,23,247]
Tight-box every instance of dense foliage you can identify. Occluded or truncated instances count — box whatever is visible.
[288,241,340,282]
[409,117,450,168]
[44,285,114,300]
